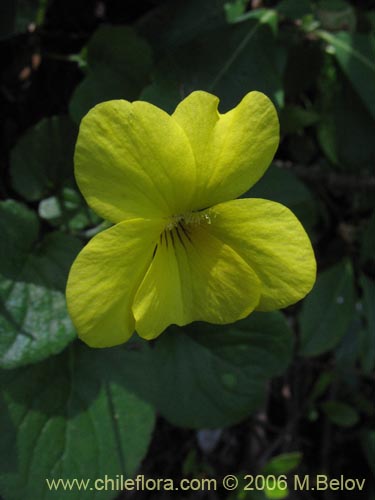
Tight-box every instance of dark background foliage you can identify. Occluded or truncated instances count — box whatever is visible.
[0,0,374,499]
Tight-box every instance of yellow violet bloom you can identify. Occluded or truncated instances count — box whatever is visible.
[66,91,316,347]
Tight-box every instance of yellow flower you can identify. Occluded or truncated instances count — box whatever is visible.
[66,91,316,347]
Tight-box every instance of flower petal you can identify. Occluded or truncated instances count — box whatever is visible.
[132,223,261,339]
[172,90,279,210]
[66,218,163,347]
[205,199,316,311]
[75,100,196,223]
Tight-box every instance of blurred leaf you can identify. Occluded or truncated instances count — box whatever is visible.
[300,260,355,357]
[182,449,199,476]
[247,165,318,237]
[359,275,375,374]
[317,68,375,171]
[263,452,302,475]
[316,2,356,32]
[0,200,39,278]
[69,26,152,123]
[319,31,375,120]
[140,76,182,114]
[300,14,320,32]
[142,20,285,114]
[137,0,227,56]
[228,479,267,500]
[0,200,81,369]
[321,400,359,427]
[352,391,375,419]
[0,342,155,500]
[21,232,81,291]
[264,486,288,500]
[38,186,101,231]
[335,310,362,368]
[10,116,77,202]
[229,8,278,35]
[308,371,334,403]
[277,0,312,20]
[280,106,319,134]
[146,312,293,428]
[224,0,247,23]
[86,25,150,78]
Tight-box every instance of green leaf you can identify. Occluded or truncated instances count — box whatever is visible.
[261,452,302,499]
[334,309,363,369]
[280,106,319,134]
[224,0,248,23]
[247,165,318,237]
[317,67,375,172]
[69,26,152,123]
[359,275,375,374]
[10,116,77,201]
[264,482,289,500]
[264,490,286,499]
[308,371,334,403]
[321,400,359,427]
[147,312,293,429]
[0,200,81,369]
[277,0,312,20]
[316,2,356,32]
[142,20,285,114]
[38,186,101,231]
[300,260,355,357]
[262,452,302,475]
[137,0,227,56]
[318,31,375,120]
[229,8,278,36]
[0,341,155,500]
[0,200,39,278]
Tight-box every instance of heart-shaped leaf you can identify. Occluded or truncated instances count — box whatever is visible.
[145,312,293,428]
[0,341,155,500]
[0,200,81,369]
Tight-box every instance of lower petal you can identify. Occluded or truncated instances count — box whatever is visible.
[205,199,317,311]
[132,224,261,340]
[66,218,163,347]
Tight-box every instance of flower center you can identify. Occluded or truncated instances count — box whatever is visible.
[165,211,213,231]
[152,211,214,258]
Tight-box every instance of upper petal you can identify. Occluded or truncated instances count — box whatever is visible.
[205,198,316,311]
[132,222,261,340]
[75,100,196,223]
[66,217,163,347]
[172,90,279,210]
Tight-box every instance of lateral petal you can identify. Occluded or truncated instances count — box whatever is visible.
[172,90,279,210]
[206,199,316,311]
[75,100,196,223]
[66,218,163,347]
[132,223,261,339]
